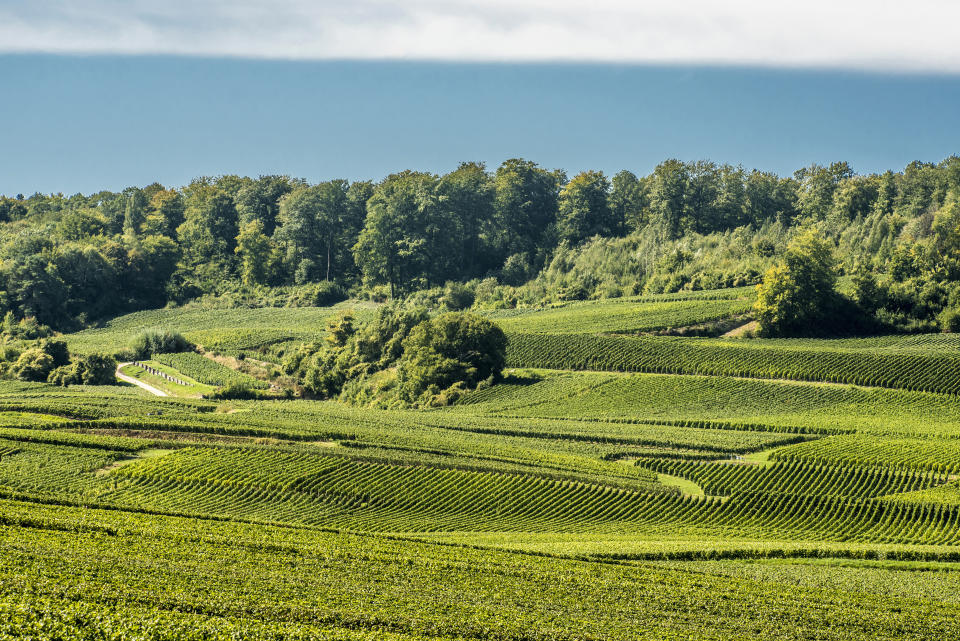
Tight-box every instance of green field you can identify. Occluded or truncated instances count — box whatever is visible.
[67,302,375,355]
[3,291,960,638]
[479,288,754,334]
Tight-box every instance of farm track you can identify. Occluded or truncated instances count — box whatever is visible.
[115,364,168,397]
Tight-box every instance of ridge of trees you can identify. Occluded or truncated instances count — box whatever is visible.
[2,156,960,334]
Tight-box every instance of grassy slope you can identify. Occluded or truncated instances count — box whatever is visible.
[118,361,215,397]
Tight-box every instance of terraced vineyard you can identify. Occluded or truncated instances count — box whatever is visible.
[4,290,960,638]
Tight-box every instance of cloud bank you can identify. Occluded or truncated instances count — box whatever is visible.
[1,0,958,72]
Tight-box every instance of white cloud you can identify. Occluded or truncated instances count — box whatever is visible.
[0,0,958,72]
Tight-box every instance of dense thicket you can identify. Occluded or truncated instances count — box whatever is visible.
[283,307,506,407]
[2,157,960,332]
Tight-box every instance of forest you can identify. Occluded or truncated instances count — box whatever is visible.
[2,156,960,334]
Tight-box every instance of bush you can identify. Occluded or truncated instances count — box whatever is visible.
[1,313,52,340]
[207,382,264,400]
[396,312,507,404]
[131,329,194,359]
[310,281,347,307]
[113,348,137,362]
[46,365,75,386]
[40,339,70,367]
[46,353,117,387]
[754,231,841,337]
[74,353,118,385]
[441,282,475,311]
[940,307,960,333]
[501,253,533,286]
[12,349,55,382]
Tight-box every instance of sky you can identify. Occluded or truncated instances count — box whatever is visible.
[1,1,959,194]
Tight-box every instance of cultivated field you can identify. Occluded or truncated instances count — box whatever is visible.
[3,290,960,639]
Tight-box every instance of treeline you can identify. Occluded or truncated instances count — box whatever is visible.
[1,157,959,331]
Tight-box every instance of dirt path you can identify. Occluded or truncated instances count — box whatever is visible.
[116,363,169,397]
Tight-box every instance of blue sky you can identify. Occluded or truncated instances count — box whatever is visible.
[1,1,959,194]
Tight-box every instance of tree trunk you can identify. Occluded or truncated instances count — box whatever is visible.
[326,240,331,282]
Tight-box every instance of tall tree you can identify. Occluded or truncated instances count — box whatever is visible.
[178,181,239,269]
[795,162,853,220]
[609,170,648,234]
[684,160,720,233]
[493,159,562,263]
[438,162,494,278]
[235,175,299,236]
[745,170,798,225]
[557,170,613,245]
[122,190,147,239]
[648,159,689,239]
[235,220,274,286]
[754,230,840,337]
[714,164,748,230]
[276,180,351,283]
[353,171,451,297]
[148,189,185,238]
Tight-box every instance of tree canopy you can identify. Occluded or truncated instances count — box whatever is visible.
[2,156,960,334]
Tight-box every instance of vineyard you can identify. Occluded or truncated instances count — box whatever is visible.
[479,293,753,334]
[153,352,270,389]
[3,290,960,638]
[505,332,960,394]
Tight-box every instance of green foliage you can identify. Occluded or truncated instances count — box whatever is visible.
[11,348,54,382]
[557,170,615,244]
[440,281,475,311]
[754,230,848,337]
[234,219,274,286]
[130,329,194,359]
[309,280,347,307]
[1,313,52,340]
[276,181,355,283]
[5,155,960,333]
[396,313,507,405]
[285,307,504,407]
[8,338,71,382]
[505,332,960,394]
[48,353,117,386]
[939,307,960,333]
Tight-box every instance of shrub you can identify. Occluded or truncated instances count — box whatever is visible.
[312,281,346,306]
[73,353,118,385]
[40,339,70,367]
[12,349,55,382]
[46,365,75,386]
[940,307,960,333]
[501,253,533,286]
[441,282,475,311]
[1,313,52,340]
[207,382,264,400]
[397,312,507,403]
[754,231,840,337]
[46,353,117,386]
[131,329,194,359]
